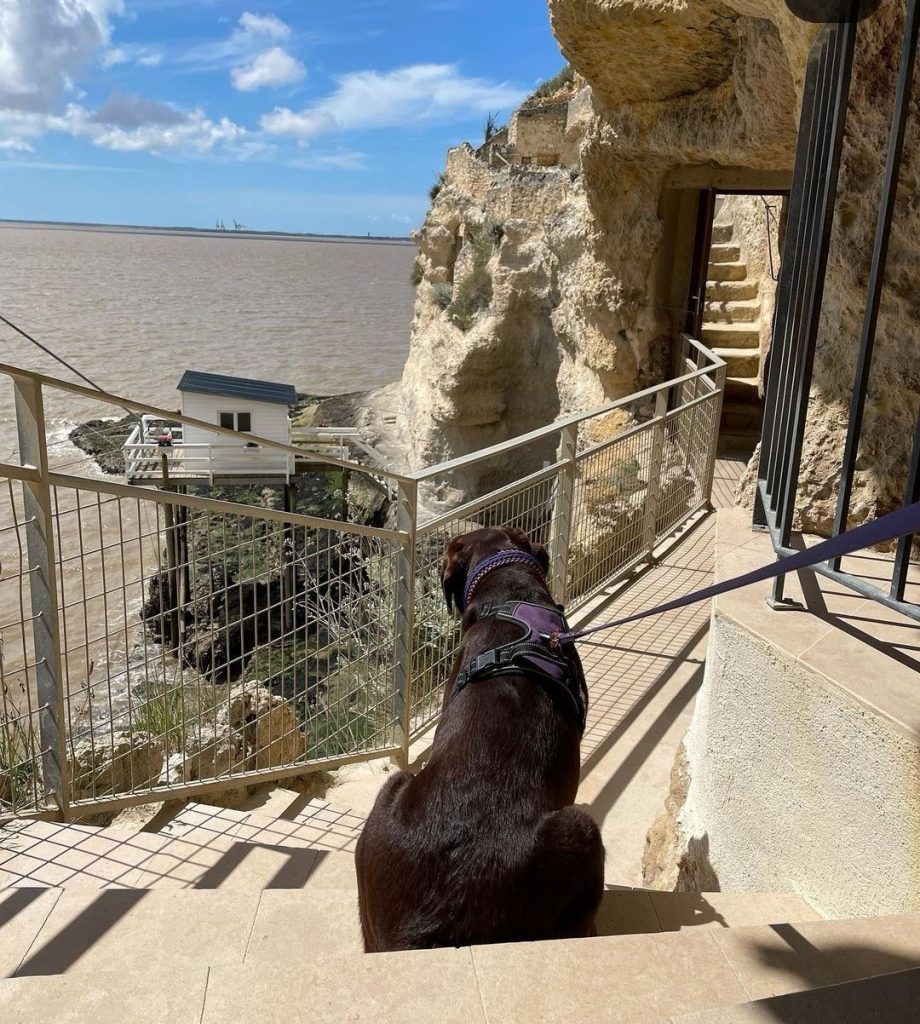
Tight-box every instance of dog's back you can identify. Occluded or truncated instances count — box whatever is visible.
[355,526,604,952]
[356,674,603,950]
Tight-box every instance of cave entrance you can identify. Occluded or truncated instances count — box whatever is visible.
[683,184,789,458]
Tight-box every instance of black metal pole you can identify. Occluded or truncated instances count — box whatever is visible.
[831,0,920,569]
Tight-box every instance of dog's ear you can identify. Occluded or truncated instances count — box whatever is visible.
[501,526,549,575]
[501,526,532,553]
[441,536,471,614]
[531,542,550,576]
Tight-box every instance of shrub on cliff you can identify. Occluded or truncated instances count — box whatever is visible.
[449,230,494,332]
[410,259,424,287]
[430,282,453,309]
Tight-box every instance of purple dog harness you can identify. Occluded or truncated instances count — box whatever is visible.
[451,552,588,733]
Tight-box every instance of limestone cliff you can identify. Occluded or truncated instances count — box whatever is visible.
[397,0,805,501]
[397,0,917,533]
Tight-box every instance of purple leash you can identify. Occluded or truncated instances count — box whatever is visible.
[550,501,920,647]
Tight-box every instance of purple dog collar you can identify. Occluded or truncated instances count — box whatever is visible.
[462,550,546,611]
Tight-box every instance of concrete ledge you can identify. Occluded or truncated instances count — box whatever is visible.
[671,509,920,919]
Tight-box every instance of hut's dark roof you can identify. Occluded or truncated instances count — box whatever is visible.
[177,370,297,406]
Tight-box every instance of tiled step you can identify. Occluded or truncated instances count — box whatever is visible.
[702,322,761,350]
[704,297,761,324]
[714,347,761,378]
[6,910,914,1023]
[707,279,760,302]
[709,243,741,264]
[0,801,365,891]
[2,882,917,1022]
[709,261,749,282]
[670,966,920,1022]
[0,885,822,980]
[712,223,733,244]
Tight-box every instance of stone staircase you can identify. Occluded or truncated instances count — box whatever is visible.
[703,222,765,455]
[3,783,920,1022]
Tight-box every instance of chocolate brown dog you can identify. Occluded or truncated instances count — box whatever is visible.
[355,525,604,951]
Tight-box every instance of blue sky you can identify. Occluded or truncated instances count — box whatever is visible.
[0,1,564,235]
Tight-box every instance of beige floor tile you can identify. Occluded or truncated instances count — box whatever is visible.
[472,930,749,1023]
[137,833,258,888]
[245,889,364,960]
[650,892,821,933]
[670,965,920,1022]
[17,889,259,976]
[797,617,920,740]
[204,947,485,1024]
[710,914,920,1001]
[234,813,360,853]
[0,889,61,978]
[596,890,661,936]
[0,965,209,1023]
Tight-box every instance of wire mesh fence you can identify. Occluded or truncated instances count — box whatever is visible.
[0,336,724,817]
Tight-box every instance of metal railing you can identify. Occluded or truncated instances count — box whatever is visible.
[0,335,724,820]
[124,417,295,484]
[757,4,920,622]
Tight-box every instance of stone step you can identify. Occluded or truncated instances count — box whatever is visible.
[709,261,749,283]
[721,401,764,434]
[704,297,761,324]
[714,348,761,378]
[671,966,920,1023]
[0,885,825,982]
[701,322,761,350]
[725,376,761,403]
[0,801,366,891]
[712,222,734,244]
[5,910,916,1023]
[707,279,760,302]
[709,243,741,264]
[718,430,761,456]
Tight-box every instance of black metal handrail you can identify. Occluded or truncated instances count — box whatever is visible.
[756,0,920,623]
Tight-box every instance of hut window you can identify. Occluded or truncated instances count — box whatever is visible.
[219,411,252,432]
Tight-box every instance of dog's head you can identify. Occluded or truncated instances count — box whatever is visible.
[441,525,550,614]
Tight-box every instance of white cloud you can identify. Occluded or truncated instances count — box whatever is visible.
[232,46,304,91]
[0,0,123,112]
[0,136,31,151]
[91,91,185,130]
[261,64,526,141]
[288,149,366,171]
[235,12,290,42]
[0,99,252,159]
[102,44,163,68]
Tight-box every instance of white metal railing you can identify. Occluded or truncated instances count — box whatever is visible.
[0,336,724,820]
[124,416,295,483]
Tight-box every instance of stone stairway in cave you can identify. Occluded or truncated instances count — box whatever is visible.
[702,221,765,455]
[2,783,920,1021]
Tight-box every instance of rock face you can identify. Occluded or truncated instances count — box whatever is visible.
[793,1,920,534]
[398,0,913,534]
[69,732,164,802]
[399,0,808,501]
[181,682,307,782]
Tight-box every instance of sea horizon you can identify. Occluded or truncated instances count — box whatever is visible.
[0,217,415,246]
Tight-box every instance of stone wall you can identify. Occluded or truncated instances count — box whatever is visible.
[643,510,920,917]
[509,102,569,165]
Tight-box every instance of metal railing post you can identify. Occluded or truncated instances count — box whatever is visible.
[644,391,669,560]
[704,362,728,510]
[393,478,418,767]
[12,375,70,816]
[548,423,578,603]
